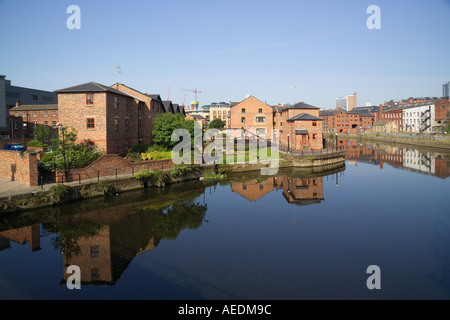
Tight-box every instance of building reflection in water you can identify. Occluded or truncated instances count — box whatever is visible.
[338,140,450,179]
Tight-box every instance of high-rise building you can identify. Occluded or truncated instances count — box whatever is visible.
[336,92,357,111]
[443,81,450,99]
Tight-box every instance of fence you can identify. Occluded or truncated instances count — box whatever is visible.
[278,145,347,155]
[48,154,173,184]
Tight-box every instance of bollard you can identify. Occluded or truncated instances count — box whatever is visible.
[79,173,81,184]
[40,176,43,190]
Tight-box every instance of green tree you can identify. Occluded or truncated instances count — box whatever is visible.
[40,127,102,171]
[207,118,225,129]
[33,124,51,143]
[152,113,195,149]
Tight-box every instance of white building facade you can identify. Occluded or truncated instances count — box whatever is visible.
[402,101,436,133]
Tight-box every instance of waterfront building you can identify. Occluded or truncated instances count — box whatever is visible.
[55,81,165,154]
[230,96,274,140]
[274,102,323,151]
[319,108,375,133]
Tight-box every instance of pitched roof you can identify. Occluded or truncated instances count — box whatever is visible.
[55,81,144,101]
[10,104,58,111]
[55,82,121,94]
[146,94,162,102]
[280,102,320,111]
[287,113,322,121]
[162,101,174,113]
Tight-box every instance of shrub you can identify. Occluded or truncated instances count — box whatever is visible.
[49,184,73,204]
[135,169,169,187]
[170,164,200,178]
[27,139,47,147]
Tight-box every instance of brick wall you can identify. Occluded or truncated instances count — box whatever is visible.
[230,96,274,138]
[55,154,174,183]
[0,150,38,186]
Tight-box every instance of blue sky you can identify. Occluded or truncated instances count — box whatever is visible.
[0,0,449,108]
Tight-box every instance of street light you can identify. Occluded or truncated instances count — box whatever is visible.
[335,132,338,149]
[287,133,290,153]
[57,123,67,183]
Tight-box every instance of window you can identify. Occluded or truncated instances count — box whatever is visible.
[125,119,129,131]
[86,94,94,105]
[14,112,18,117]
[255,116,266,123]
[91,246,99,258]
[259,184,264,190]
[243,185,247,190]
[32,95,38,101]
[114,141,119,154]
[33,121,37,127]
[114,97,119,109]
[312,134,317,140]
[86,118,95,129]
[14,122,19,129]
[52,121,56,129]
[241,117,246,123]
[52,111,56,117]
[52,133,57,140]
[22,112,27,118]
[91,269,100,281]
[312,121,317,127]
[241,108,246,113]
[44,121,48,127]
[33,112,37,117]
[258,108,263,113]
[44,111,48,117]
[114,118,119,131]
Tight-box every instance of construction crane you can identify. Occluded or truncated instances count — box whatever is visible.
[180,88,202,103]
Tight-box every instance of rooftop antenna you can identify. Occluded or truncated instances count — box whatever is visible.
[114,65,122,84]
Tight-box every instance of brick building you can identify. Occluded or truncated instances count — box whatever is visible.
[274,102,323,151]
[230,96,274,139]
[320,108,375,133]
[55,82,166,154]
[8,103,59,141]
[0,75,58,134]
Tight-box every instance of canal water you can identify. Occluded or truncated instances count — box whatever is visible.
[0,141,449,300]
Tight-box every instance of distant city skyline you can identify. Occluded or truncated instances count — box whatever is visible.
[1,0,449,109]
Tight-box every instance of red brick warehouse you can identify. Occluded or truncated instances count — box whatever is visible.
[55,82,166,155]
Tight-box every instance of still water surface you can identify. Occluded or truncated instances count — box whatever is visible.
[0,141,449,300]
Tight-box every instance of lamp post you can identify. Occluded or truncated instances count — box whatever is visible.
[57,123,67,183]
[335,132,338,149]
[287,133,290,153]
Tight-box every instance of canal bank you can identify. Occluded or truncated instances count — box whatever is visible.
[0,151,346,213]
[339,133,450,153]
